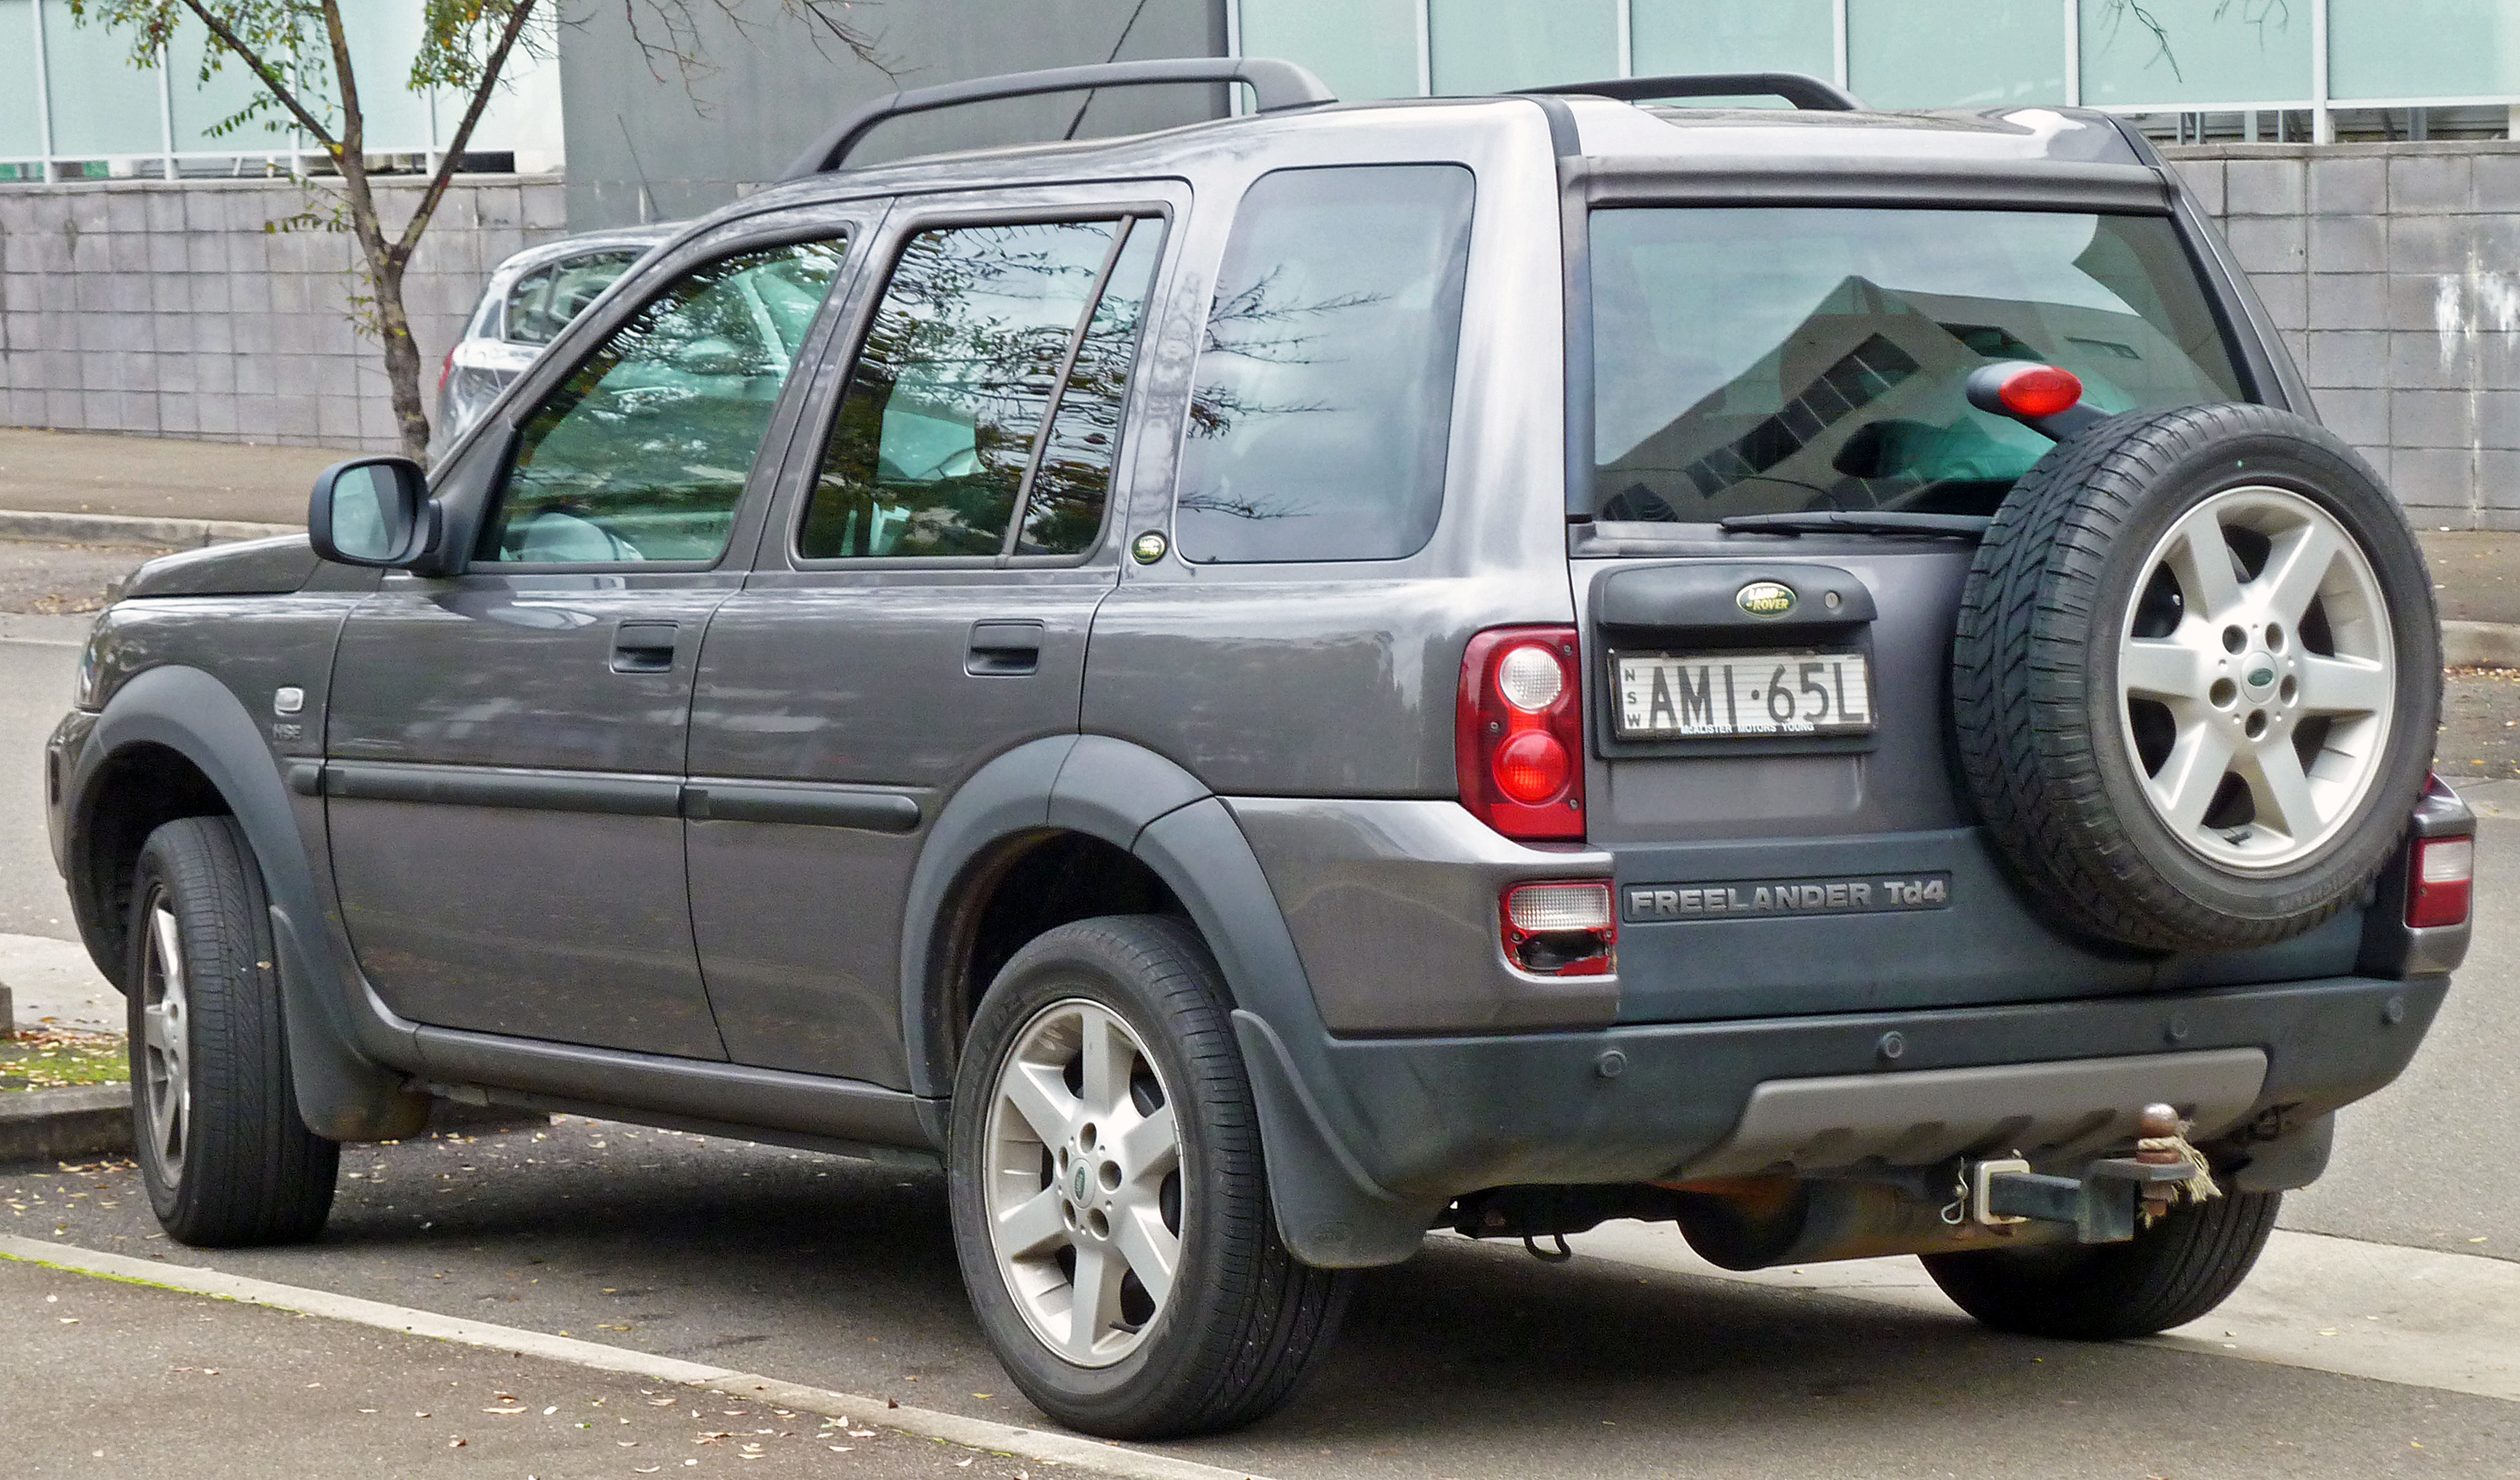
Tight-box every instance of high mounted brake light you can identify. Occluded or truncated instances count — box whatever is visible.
[1457,627,1585,841]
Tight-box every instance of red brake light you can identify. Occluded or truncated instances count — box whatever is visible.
[1995,363,2083,419]
[437,341,458,399]
[2407,835,2473,929]
[1458,627,1585,841]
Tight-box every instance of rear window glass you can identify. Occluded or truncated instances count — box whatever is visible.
[1589,208,2244,523]
[1175,164,1475,563]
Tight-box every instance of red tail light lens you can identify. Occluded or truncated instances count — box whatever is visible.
[2407,835,2474,929]
[1501,881,1615,977]
[1458,627,1585,841]
[437,341,458,399]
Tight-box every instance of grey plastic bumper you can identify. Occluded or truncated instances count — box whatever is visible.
[1246,971,2444,1267]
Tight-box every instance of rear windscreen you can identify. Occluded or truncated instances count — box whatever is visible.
[1589,207,2245,522]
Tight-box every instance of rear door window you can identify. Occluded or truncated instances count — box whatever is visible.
[1589,207,2244,522]
[505,249,645,345]
[1174,164,1475,563]
[799,217,1165,560]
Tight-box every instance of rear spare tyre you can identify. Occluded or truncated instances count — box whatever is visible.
[1954,403,2438,951]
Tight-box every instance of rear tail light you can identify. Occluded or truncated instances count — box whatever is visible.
[1501,881,1615,977]
[2407,835,2474,929]
[1459,627,1585,841]
[437,341,458,399]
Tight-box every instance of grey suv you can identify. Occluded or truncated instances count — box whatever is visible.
[47,59,2472,1439]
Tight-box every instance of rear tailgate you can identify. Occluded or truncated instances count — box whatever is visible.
[1571,537,2363,1025]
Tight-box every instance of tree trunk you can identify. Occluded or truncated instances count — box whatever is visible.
[371,253,429,462]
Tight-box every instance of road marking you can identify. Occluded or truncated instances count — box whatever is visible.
[1567,1221,2520,1404]
[0,1234,1269,1480]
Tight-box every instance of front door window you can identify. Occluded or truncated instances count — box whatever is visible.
[485,238,847,564]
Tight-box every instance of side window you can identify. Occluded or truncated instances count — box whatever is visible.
[483,239,847,565]
[799,216,1164,561]
[505,249,643,346]
[1175,165,1475,563]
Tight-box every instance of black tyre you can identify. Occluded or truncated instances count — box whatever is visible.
[127,815,339,1246]
[1955,403,2439,951]
[1921,1186,2280,1339]
[947,915,1352,1439]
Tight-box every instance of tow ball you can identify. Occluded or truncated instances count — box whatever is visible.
[1964,1105,2220,1243]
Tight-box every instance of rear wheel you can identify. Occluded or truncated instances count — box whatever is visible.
[947,915,1351,1439]
[1921,1185,2279,1339]
[128,815,339,1247]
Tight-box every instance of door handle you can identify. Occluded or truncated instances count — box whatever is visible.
[611,619,679,673]
[965,618,1045,677]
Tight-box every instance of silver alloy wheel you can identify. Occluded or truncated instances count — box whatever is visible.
[137,892,190,1185]
[981,997,1183,1369]
[2117,485,2395,872]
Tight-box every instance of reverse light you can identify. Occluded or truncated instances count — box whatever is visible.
[1501,881,1615,977]
[2407,834,2474,929]
[1458,627,1585,841]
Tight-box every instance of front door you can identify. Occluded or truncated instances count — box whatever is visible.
[686,188,1182,1084]
[326,229,854,1057]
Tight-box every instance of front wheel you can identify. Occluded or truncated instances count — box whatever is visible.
[947,916,1351,1439]
[128,815,339,1246]
[1921,1185,2279,1340]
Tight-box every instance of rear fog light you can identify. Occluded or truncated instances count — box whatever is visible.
[2407,835,2473,929]
[1501,881,1615,977]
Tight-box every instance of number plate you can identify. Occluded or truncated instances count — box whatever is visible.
[1613,649,1875,738]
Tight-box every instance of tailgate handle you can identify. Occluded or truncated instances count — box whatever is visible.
[966,619,1045,676]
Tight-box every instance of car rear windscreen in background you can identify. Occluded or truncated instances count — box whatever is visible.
[1589,207,2247,522]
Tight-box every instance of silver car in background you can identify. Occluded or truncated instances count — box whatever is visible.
[434,224,679,448]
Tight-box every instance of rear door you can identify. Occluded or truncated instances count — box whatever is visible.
[1574,199,2361,1019]
[685,183,1183,1086]
[326,217,859,1057]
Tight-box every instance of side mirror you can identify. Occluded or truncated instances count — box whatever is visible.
[308,456,439,568]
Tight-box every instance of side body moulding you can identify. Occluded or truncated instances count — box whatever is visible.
[67,665,430,1141]
[898,733,1433,1267]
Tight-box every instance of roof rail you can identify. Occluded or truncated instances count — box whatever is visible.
[1517,71,1864,112]
[779,57,1337,180]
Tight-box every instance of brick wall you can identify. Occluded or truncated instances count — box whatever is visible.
[2168,141,2520,531]
[0,175,567,451]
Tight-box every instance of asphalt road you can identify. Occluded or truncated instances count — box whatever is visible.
[9,1121,2519,1480]
[1,635,79,939]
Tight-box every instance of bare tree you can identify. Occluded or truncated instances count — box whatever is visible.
[68,1,885,461]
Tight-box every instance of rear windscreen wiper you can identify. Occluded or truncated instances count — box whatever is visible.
[1718,511,1993,539]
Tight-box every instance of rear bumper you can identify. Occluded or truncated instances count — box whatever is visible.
[1243,970,2442,1265]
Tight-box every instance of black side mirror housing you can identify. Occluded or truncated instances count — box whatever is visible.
[308,456,441,569]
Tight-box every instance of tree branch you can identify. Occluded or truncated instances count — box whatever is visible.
[395,0,543,263]
[173,0,345,157]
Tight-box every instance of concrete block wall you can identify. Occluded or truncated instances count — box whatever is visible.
[2168,141,2520,531]
[0,176,567,451]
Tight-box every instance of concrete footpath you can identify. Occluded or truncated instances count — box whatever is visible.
[0,1253,1069,1480]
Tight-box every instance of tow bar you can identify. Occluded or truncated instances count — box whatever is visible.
[1963,1105,2221,1243]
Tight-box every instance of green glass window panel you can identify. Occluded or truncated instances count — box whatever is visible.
[1241,0,1421,100]
[0,2,44,158]
[1019,221,1165,556]
[801,221,1131,561]
[336,1,435,149]
[1631,0,1835,92]
[489,240,848,565]
[2331,0,2520,101]
[45,0,163,157]
[166,14,279,154]
[1848,0,2066,109]
[1430,0,1619,94]
[2081,1,2311,107]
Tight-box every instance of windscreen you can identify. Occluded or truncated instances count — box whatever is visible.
[1589,207,2245,522]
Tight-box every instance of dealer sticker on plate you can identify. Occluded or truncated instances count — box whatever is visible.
[1614,649,1873,738]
